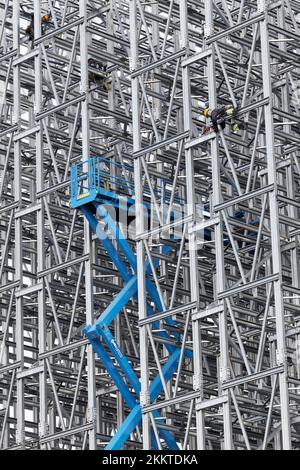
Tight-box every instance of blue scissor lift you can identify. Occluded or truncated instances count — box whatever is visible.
[70,157,189,450]
[70,157,260,449]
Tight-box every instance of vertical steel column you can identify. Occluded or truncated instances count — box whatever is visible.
[179,0,204,450]
[204,0,233,449]
[259,2,291,450]
[129,0,151,449]
[107,1,124,429]
[13,0,24,448]
[33,0,47,446]
[80,0,97,450]
[0,2,8,449]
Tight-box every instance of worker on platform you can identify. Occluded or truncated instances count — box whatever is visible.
[202,103,241,134]
[88,58,111,93]
[25,11,52,49]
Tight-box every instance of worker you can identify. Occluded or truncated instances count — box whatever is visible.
[88,58,111,93]
[25,11,51,49]
[234,211,259,239]
[202,210,259,250]
[231,210,260,251]
[202,103,241,134]
[25,13,34,45]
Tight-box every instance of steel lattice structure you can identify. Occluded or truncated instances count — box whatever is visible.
[0,0,300,450]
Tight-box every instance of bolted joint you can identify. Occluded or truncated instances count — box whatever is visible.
[87,407,97,423]
[39,422,49,438]
[12,112,19,126]
[276,348,287,366]
[16,427,25,445]
[140,391,150,407]
[79,80,89,94]
[220,366,231,383]
[204,25,212,39]
[193,373,203,392]
[128,57,134,72]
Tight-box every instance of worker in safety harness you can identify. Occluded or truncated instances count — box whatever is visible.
[25,11,51,48]
[202,103,241,134]
[88,58,111,93]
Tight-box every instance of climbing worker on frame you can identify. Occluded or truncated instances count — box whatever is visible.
[227,210,260,250]
[202,102,241,134]
[88,58,111,93]
[234,210,260,240]
[25,11,52,49]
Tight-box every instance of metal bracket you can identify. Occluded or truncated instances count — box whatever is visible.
[16,427,25,445]
[140,391,150,407]
[128,57,134,72]
[220,366,231,383]
[38,422,49,438]
[204,25,212,39]
[12,112,19,126]
[87,406,97,423]
[276,348,286,366]
[193,373,203,391]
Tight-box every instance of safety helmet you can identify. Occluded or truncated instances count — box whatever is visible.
[203,108,210,118]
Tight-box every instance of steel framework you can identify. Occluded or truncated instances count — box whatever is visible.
[0,0,300,450]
